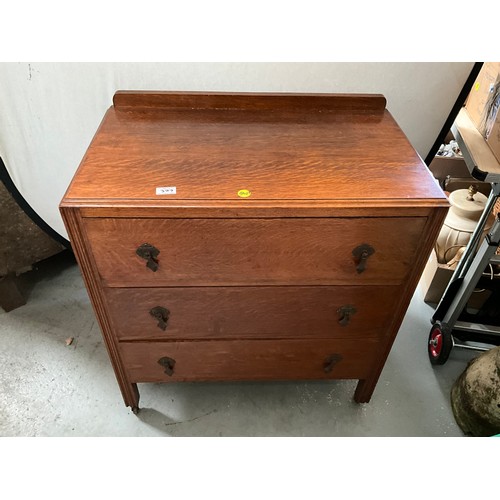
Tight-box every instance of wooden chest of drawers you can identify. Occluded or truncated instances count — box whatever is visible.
[60,91,448,412]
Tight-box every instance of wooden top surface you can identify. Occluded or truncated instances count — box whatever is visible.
[62,92,447,208]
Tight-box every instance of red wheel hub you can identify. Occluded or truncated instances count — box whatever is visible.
[429,328,443,358]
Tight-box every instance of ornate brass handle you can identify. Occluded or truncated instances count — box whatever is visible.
[136,243,160,272]
[352,244,375,274]
[323,354,343,373]
[150,306,170,331]
[158,356,176,376]
[337,305,357,326]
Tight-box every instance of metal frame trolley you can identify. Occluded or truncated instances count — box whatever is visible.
[429,108,500,364]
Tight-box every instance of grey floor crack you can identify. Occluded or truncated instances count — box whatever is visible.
[164,409,217,427]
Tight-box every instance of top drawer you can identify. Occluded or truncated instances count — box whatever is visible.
[82,217,426,287]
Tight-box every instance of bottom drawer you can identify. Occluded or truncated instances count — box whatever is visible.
[119,339,381,383]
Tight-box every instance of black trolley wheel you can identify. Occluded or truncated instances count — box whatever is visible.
[428,322,453,365]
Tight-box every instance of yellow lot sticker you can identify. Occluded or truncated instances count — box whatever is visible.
[237,189,251,198]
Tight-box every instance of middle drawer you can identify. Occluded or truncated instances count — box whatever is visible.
[104,286,400,341]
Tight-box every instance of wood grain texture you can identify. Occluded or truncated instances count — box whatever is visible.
[353,206,448,403]
[75,204,437,219]
[104,285,400,341]
[113,91,387,112]
[83,217,427,287]
[62,92,446,206]
[60,92,450,409]
[119,338,380,383]
[59,207,139,409]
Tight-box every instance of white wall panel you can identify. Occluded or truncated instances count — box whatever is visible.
[0,62,474,238]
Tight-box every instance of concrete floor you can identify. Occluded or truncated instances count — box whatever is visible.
[0,251,477,436]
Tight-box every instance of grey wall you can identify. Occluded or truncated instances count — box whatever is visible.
[0,62,474,238]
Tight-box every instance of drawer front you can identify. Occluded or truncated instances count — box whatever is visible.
[105,285,400,340]
[119,339,381,383]
[83,217,426,286]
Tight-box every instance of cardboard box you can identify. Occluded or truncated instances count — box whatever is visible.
[421,249,454,304]
[421,249,492,309]
[465,62,500,133]
[428,156,491,195]
[443,177,491,196]
[486,110,500,163]
[429,156,469,183]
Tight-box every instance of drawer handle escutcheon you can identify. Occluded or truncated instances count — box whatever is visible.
[323,354,343,373]
[158,356,176,376]
[136,243,160,272]
[150,306,170,331]
[352,244,375,274]
[337,305,357,326]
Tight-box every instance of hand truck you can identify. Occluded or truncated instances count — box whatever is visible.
[428,109,500,364]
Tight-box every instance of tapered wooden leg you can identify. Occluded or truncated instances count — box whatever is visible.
[61,208,143,414]
[121,382,140,413]
[354,378,376,403]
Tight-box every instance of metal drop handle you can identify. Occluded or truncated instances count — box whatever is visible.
[136,243,160,272]
[323,354,343,373]
[150,306,170,331]
[337,305,357,326]
[158,357,176,376]
[352,244,375,274]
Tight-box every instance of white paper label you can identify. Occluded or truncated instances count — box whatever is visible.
[156,186,176,195]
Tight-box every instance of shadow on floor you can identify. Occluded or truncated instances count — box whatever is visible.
[15,250,77,305]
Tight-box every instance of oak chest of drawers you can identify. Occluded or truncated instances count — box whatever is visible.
[60,91,448,412]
